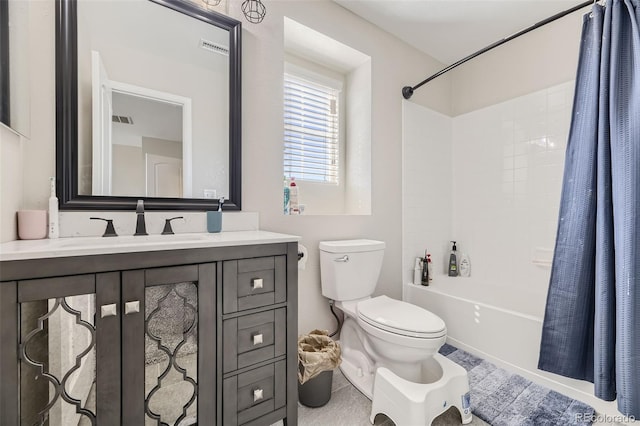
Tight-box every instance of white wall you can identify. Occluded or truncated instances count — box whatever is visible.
[345,60,372,215]
[401,102,452,288]
[7,0,31,138]
[452,81,573,317]
[0,2,55,243]
[402,5,585,313]
[0,125,23,242]
[0,1,451,337]
[220,0,453,335]
[227,0,451,335]
[403,81,573,317]
[112,144,145,196]
[450,9,584,115]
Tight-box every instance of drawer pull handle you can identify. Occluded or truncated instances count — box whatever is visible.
[253,388,264,402]
[100,304,117,318]
[125,301,140,315]
[251,278,264,289]
[253,333,263,345]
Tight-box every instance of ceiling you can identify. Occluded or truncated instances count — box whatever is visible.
[334,1,591,65]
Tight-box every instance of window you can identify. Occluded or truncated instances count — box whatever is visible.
[283,73,340,184]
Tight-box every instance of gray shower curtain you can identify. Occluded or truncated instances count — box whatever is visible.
[538,0,640,417]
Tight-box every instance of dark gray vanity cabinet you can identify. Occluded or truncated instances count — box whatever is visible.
[0,242,298,426]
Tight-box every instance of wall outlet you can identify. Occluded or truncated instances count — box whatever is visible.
[204,189,217,199]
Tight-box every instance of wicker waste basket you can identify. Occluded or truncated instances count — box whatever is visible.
[297,329,341,407]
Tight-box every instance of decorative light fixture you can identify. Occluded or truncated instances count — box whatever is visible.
[203,0,222,9]
[241,0,266,24]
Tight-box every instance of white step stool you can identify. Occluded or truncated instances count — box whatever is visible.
[370,354,473,425]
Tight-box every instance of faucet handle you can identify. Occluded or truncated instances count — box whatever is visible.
[161,217,184,235]
[90,217,118,237]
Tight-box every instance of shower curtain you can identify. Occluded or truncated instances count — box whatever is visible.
[538,0,640,417]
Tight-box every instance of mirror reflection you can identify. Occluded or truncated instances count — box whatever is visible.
[1,0,30,136]
[76,0,230,200]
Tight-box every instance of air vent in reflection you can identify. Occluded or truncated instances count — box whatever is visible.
[112,115,134,125]
[199,38,229,56]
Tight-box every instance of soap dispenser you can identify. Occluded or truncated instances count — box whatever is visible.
[448,241,458,277]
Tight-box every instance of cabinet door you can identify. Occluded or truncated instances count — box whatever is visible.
[0,273,121,426]
[121,264,216,426]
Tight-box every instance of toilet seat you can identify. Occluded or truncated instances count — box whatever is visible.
[357,295,446,339]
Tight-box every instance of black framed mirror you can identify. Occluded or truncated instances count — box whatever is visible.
[56,0,241,211]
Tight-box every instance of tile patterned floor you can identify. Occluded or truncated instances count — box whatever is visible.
[298,369,622,425]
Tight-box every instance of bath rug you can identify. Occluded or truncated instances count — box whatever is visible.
[439,344,596,425]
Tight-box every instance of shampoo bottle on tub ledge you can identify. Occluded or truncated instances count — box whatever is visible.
[459,253,471,277]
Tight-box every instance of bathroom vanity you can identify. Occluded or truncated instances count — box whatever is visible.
[0,231,299,426]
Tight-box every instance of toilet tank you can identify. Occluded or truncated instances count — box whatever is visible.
[319,239,386,301]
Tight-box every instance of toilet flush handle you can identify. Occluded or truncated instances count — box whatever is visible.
[334,255,349,262]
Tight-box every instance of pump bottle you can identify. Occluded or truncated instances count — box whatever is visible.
[448,241,458,277]
[421,250,429,285]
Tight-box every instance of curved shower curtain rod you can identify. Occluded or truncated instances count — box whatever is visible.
[402,0,595,100]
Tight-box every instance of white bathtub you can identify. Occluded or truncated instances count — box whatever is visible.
[404,281,630,422]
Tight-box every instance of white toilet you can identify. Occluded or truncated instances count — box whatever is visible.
[320,239,472,425]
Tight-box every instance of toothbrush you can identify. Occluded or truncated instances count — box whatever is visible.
[218,196,225,212]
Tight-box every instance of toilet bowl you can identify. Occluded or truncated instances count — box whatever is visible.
[334,295,447,393]
[320,239,471,425]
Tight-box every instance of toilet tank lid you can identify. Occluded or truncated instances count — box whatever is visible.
[319,239,386,253]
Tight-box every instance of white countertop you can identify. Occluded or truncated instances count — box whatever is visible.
[0,231,301,262]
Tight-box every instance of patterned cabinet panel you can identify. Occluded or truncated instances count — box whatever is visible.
[121,264,216,426]
[2,273,121,426]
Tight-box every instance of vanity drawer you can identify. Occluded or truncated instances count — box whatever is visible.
[223,308,286,373]
[223,360,286,425]
[223,256,286,314]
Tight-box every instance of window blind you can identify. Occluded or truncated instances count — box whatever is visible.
[284,73,339,184]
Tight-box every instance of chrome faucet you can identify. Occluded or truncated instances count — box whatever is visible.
[134,200,148,236]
